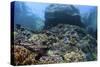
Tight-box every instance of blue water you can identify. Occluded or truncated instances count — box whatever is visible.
[14,1,96,20]
[13,1,97,35]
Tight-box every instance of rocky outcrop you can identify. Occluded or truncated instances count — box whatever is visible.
[45,4,85,29]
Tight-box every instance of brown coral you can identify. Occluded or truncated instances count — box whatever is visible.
[13,45,39,65]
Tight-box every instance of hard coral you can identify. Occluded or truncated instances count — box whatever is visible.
[39,55,64,64]
[64,50,86,62]
[13,45,41,65]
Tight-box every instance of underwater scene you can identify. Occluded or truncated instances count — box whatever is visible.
[11,1,97,65]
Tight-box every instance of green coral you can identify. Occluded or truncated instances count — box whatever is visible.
[69,36,78,45]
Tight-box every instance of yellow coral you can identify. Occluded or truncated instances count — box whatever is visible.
[28,34,48,42]
[64,50,85,62]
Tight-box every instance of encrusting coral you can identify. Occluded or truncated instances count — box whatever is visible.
[63,49,86,62]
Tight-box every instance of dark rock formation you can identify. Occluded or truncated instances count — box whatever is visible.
[45,4,85,29]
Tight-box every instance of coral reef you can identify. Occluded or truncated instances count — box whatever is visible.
[63,50,86,62]
[12,24,97,65]
[38,55,64,64]
[13,45,32,65]
[11,2,97,65]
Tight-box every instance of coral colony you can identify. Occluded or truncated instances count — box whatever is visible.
[11,1,97,65]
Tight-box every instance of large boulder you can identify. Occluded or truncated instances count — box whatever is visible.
[44,4,85,29]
